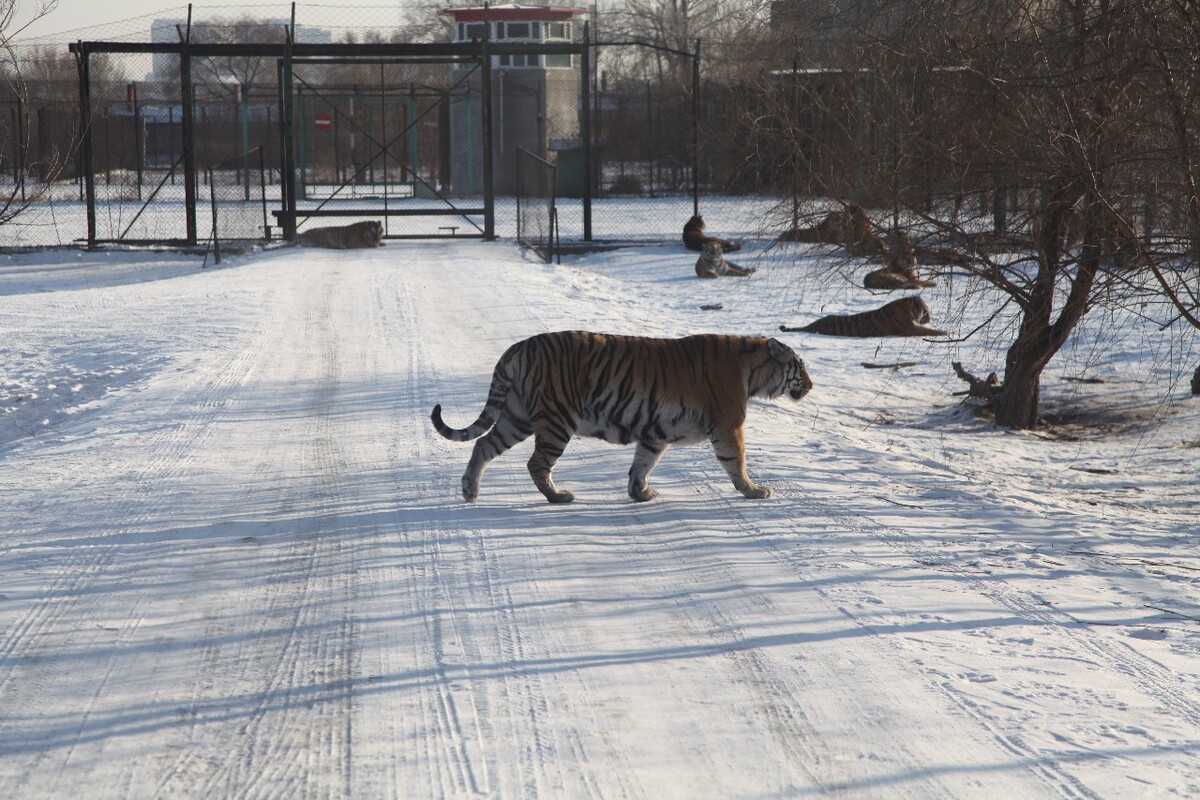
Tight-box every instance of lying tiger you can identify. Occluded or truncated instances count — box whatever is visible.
[777,203,874,252]
[780,296,947,337]
[683,215,741,252]
[862,264,937,291]
[695,241,756,278]
[431,331,813,504]
[297,220,384,249]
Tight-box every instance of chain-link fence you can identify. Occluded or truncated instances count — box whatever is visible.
[288,56,482,240]
[4,4,757,250]
[516,146,557,262]
[206,146,270,247]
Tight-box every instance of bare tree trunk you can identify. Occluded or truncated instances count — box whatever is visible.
[993,181,1099,429]
[995,361,1041,429]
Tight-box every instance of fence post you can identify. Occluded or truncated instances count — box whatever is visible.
[297,85,307,199]
[259,146,270,240]
[130,81,143,201]
[208,166,221,266]
[791,53,799,231]
[692,38,700,218]
[481,2,495,240]
[76,43,97,249]
[581,22,592,242]
[179,10,198,246]
[16,94,25,201]
[281,12,299,241]
[240,82,250,200]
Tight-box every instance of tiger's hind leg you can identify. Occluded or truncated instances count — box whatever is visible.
[628,441,668,501]
[461,411,532,501]
[711,425,773,499]
[528,432,575,504]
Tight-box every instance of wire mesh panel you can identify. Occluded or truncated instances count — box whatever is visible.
[587,44,697,243]
[516,146,556,262]
[289,58,477,239]
[12,5,710,249]
[86,49,191,245]
[205,146,269,244]
[0,54,81,248]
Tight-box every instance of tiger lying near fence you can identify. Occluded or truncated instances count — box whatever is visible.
[298,220,384,249]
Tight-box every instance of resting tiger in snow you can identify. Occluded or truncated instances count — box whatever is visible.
[862,264,937,291]
[682,215,741,253]
[695,241,756,278]
[431,331,813,504]
[297,220,384,249]
[780,296,947,338]
[777,203,874,252]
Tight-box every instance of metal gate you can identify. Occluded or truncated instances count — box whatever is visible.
[72,27,589,247]
[284,54,490,240]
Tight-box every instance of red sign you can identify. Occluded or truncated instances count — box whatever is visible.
[314,113,332,131]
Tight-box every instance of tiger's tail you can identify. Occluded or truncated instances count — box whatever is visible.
[431,357,514,442]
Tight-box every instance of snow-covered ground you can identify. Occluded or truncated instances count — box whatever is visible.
[0,234,1197,797]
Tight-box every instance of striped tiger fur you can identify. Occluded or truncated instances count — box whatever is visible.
[431,331,813,504]
[780,296,947,337]
[695,241,756,278]
[297,220,384,249]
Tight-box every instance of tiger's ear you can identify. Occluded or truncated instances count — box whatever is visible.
[767,337,792,363]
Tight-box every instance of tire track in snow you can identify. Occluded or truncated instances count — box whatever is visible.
[0,289,281,797]
[382,270,495,797]
[183,273,359,799]
[743,448,1199,797]
[604,496,844,795]
[399,256,636,798]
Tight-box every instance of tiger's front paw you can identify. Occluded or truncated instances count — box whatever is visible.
[461,475,480,502]
[741,484,773,500]
[545,489,575,504]
[629,485,659,502]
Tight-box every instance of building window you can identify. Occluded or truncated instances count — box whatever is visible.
[458,22,485,41]
[545,22,571,39]
[495,53,541,68]
[544,53,572,68]
[506,21,532,38]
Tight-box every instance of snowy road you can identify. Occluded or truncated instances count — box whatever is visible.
[1,243,1198,797]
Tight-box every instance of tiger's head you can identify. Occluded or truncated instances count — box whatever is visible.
[684,215,705,234]
[360,220,384,247]
[701,240,722,259]
[905,295,932,324]
[751,338,814,401]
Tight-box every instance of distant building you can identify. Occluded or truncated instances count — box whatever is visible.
[149,17,333,80]
[440,4,587,195]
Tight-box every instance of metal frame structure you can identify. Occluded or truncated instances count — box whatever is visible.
[280,59,482,241]
[69,12,590,248]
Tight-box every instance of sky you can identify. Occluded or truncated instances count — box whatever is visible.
[12,0,415,41]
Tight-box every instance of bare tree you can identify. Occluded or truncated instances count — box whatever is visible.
[750,0,1199,428]
[0,0,63,227]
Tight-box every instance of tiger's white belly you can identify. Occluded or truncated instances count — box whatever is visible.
[577,402,712,446]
